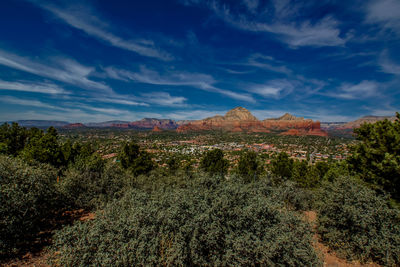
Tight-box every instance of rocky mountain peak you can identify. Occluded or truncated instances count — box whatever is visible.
[278,113,304,121]
[224,107,258,121]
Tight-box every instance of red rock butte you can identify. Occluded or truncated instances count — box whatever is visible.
[176,107,327,136]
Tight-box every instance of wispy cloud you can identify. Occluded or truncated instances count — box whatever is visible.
[333,80,380,99]
[93,97,149,107]
[0,96,161,122]
[0,49,110,91]
[203,0,346,48]
[0,80,66,94]
[33,1,173,61]
[141,92,188,106]
[249,79,296,99]
[242,0,259,13]
[378,51,400,75]
[365,0,400,33]
[0,96,61,109]
[224,53,292,75]
[105,66,256,102]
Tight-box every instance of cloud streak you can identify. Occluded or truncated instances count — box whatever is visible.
[33,1,173,61]
[0,80,66,94]
[0,49,110,91]
[204,0,346,48]
[249,79,296,99]
[105,66,256,102]
[365,0,400,33]
[332,80,380,99]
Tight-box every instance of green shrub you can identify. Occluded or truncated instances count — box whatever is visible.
[270,152,293,181]
[0,155,59,257]
[51,178,321,266]
[274,181,315,211]
[58,156,128,209]
[236,150,263,183]
[317,177,400,266]
[119,142,154,176]
[200,149,229,176]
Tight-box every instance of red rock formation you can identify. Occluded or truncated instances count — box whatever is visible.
[152,126,162,132]
[63,123,86,129]
[177,107,327,136]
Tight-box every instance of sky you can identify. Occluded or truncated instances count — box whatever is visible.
[0,0,399,122]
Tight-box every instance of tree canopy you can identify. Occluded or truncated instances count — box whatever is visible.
[200,149,229,176]
[348,113,400,200]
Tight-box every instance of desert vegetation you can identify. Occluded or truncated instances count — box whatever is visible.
[1,115,400,266]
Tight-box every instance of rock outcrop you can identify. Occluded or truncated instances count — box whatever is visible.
[177,107,327,136]
[152,126,162,132]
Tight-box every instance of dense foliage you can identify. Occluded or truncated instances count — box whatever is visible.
[0,156,59,257]
[317,177,400,266]
[270,152,293,180]
[51,177,321,266]
[119,141,154,176]
[58,156,129,209]
[200,149,229,176]
[236,150,263,182]
[348,113,400,200]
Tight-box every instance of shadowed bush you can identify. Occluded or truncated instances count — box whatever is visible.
[0,155,59,258]
[58,156,129,209]
[51,177,321,266]
[317,177,400,266]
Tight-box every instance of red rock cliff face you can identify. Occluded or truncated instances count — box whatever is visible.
[176,108,327,136]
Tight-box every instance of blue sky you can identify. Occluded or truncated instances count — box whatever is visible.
[0,0,399,122]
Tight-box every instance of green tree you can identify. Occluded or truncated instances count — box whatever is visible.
[348,113,400,199]
[236,150,262,183]
[167,156,180,174]
[270,152,293,180]
[21,127,64,167]
[292,160,309,186]
[200,149,229,176]
[0,122,28,156]
[119,142,154,176]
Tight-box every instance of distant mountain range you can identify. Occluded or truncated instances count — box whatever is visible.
[6,120,69,127]
[176,107,327,136]
[3,109,397,134]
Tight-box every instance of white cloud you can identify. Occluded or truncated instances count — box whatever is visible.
[242,0,259,13]
[208,1,346,48]
[379,51,400,75]
[0,80,66,94]
[245,54,292,74]
[0,96,162,122]
[105,66,256,102]
[0,49,110,91]
[335,80,380,99]
[249,79,296,98]
[34,1,173,61]
[0,96,60,109]
[94,97,149,107]
[141,92,187,106]
[366,0,400,32]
